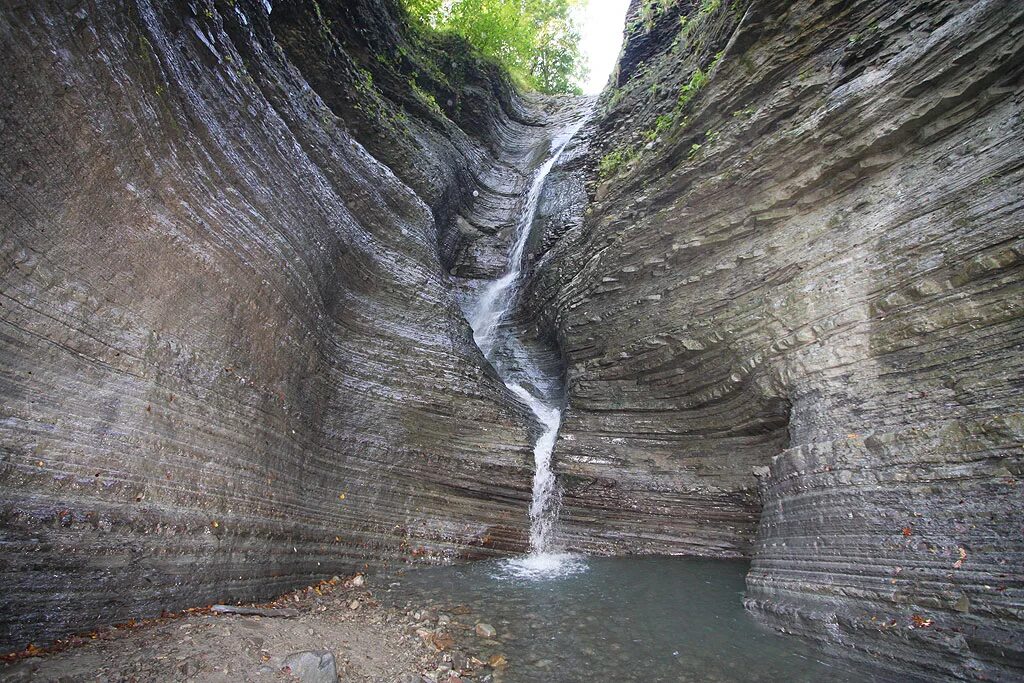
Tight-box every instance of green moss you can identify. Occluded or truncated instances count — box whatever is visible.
[311,0,333,41]
[732,104,755,118]
[137,35,154,63]
[636,0,675,32]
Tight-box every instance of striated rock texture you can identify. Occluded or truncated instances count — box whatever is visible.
[523,0,1024,678]
[0,0,571,651]
[2,0,1023,677]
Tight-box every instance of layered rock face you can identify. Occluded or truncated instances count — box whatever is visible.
[2,0,1022,677]
[523,0,1023,678]
[0,0,566,651]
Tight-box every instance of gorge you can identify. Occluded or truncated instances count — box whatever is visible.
[1,0,1022,681]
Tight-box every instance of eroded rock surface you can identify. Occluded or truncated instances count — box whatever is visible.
[522,0,1023,678]
[0,0,570,651]
[2,0,1022,678]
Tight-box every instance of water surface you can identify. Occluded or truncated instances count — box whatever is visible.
[385,556,889,682]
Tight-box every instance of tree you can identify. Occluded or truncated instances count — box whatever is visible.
[403,0,587,95]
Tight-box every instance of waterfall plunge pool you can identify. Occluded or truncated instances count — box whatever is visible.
[383,555,890,682]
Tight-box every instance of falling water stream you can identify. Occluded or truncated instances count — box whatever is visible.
[465,108,590,577]
[386,107,895,682]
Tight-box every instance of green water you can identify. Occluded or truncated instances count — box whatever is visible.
[383,556,898,682]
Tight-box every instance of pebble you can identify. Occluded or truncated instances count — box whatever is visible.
[280,650,337,683]
[475,623,497,638]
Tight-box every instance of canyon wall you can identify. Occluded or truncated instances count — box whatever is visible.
[0,0,556,651]
[2,0,1022,677]
[525,0,1023,678]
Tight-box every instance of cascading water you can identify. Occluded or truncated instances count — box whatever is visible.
[465,108,590,577]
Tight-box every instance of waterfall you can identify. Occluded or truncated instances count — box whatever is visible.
[466,109,589,568]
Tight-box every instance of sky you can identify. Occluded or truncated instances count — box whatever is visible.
[574,0,632,94]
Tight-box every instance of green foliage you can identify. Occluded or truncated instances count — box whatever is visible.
[635,0,674,32]
[355,68,375,95]
[709,50,725,71]
[401,0,587,94]
[677,67,708,108]
[643,113,675,142]
[409,77,443,115]
[598,147,638,179]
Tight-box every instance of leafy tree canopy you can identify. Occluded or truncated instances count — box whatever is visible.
[402,0,588,95]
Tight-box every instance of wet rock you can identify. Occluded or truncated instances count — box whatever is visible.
[521,0,1024,680]
[450,650,468,672]
[0,0,540,651]
[475,623,497,638]
[281,651,337,683]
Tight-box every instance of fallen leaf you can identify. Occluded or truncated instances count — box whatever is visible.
[911,615,933,628]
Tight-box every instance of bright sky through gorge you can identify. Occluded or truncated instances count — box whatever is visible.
[576,0,631,93]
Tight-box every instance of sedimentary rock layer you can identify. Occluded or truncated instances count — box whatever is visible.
[524,0,1024,677]
[0,0,556,651]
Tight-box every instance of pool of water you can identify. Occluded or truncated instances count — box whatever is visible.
[383,556,890,682]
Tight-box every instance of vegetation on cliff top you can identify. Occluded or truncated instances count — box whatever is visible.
[402,0,587,94]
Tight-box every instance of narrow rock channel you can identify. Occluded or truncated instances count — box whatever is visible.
[461,102,592,562]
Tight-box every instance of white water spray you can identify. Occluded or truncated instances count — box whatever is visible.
[465,109,589,575]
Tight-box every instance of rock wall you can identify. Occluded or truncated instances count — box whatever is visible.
[2,0,1022,676]
[0,0,559,651]
[526,0,1024,678]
